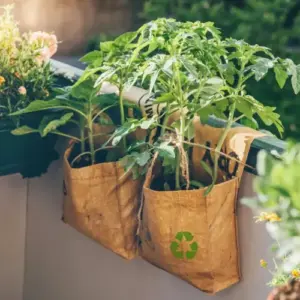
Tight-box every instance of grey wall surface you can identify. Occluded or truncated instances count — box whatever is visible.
[0,175,27,300]
[22,156,273,300]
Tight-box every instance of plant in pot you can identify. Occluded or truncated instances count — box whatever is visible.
[11,17,300,287]
[0,5,58,177]
[243,143,300,299]
[94,19,298,293]
[11,32,154,259]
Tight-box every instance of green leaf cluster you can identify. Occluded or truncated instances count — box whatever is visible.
[242,143,300,274]
[0,5,56,127]
[11,79,123,166]
[10,18,299,188]
[140,0,300,139]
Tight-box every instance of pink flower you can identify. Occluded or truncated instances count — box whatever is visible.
[18,86,27,95]
[36,47,51,64]
[48,34,58,57]
[30,31,58,63]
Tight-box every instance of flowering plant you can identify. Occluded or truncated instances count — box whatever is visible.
[243,143,300,287]
[0,5,57,126]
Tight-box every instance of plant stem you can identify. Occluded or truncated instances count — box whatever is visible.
[183,139,254,170]
[80,129,85,154]
[87,105,95,164]
[175,112,186,191]
[94,145,117,155]
[79,116,85,154]
[7,97,12,114]
[161,104,170,136]
[209,61,246,191]
[175,150,181,190]
[156,122,175,133]
[91,104,117,123]
[175,61,186,190]
[71,151,92,167]
[52,131,81,142]
[211,102,236,187]
[233,114,245,123]
[119,85,127,152]
[88,126,95,165]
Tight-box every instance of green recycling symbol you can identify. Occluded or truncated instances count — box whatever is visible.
[170,231,199,260]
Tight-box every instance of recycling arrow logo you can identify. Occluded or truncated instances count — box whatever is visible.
[170,231,198,260]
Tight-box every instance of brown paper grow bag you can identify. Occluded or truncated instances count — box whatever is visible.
[139,122,264,293]
[63,147,141,260]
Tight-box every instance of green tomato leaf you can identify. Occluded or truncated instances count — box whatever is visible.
[144,40,159,56]
[257,106,284,136]
[149,70,160,95]
[114,31,137,46]
[11,126,39,136]
[156,142,176,160]
[80,51,103,65]
[236,97,253,119]
[71,79,94,100]
[133,151,151,167]
[127,141,147,152]
[10,99,85,117]
[219,62,236,85]
[186,121,195,141]
[73,67,102,88]
[112,121,139,146]
[198,106,214,124]
[91,93,118,107]
[249,58,274,81]
[95,68,119,87]
[206,77,224,86]
[240,117,259,130]
[154,93,174,104]
[140,117,156,130]
[179,56,198,78]
[274,64,288,89]
[100,41,114,52]
[39,113,74,137]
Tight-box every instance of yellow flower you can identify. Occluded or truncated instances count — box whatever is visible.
[254,212,281,223]
[260,259,268,268]
[0,76,5,86]
[292,269,300,278]
[268,213,282,222]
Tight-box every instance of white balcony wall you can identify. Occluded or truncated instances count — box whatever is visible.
[0,147,274,300]
[0,175,27,300]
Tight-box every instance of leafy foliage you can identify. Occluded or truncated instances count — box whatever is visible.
[97,18,297,191]
[0,5,58,128]
[140,0,300,139]
[242,143,300,279]
[11,80,121,166]
[11,18,299,190]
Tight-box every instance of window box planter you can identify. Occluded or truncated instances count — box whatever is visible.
[0,117,58,178]
[0,72,71,178]
[0,66,73,178]
[0,6,62,178]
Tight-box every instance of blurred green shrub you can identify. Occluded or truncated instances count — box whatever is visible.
[140,0,300,139]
